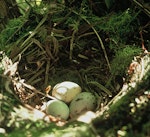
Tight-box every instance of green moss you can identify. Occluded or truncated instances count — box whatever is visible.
[8,122,96,137]
[0,17,25,48]
[110,46,141,76]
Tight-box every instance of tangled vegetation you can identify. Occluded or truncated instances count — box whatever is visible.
[0,0,150,136]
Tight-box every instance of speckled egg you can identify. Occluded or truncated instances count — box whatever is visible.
[69,92,97,118]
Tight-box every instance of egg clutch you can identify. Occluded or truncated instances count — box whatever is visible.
[45,81,97,120]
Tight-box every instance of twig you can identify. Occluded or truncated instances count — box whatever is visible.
[13,14,48,62]
[72,10,111,70]
[19,81,56,100]
[44,60,50,88]
[69,29,77,60]
[132,0,150,17]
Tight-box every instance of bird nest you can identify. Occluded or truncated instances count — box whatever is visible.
[1,50,149,125]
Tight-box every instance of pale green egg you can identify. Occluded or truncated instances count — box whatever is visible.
[46,100,70,120]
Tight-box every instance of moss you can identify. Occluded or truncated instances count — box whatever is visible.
[0,17,25,48]
[110,46,141,76]
[8,122,96,137]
